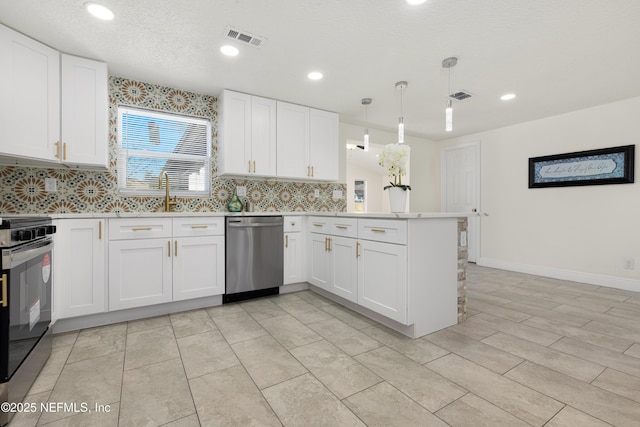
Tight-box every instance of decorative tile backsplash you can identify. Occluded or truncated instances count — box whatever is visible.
[0,77,346,214]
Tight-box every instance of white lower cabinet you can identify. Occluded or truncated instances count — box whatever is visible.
[108,217,224,311]
[283,216,304,285]
[330,236,358,303]
[357,239,407,324]
[308,233,331,290]
[55,219,106,319]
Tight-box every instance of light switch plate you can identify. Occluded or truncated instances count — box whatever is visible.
[314,189,320,198]
[236,186,246,197]
[45,178,57,192]
[460,231,467,247]
[332,190,343,199]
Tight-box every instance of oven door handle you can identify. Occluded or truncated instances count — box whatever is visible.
[2,239,53,269]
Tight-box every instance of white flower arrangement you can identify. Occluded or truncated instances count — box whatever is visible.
[378,143,411,190]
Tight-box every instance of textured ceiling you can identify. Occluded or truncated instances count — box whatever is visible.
[1,0,639,141]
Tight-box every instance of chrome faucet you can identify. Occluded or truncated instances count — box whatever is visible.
[158,171,177,212]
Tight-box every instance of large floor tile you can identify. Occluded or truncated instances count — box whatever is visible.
[307,318,382,356]
[41,405,120,426]
[124,325,180,370]
[177,330,240,379]
[355,346,466,412]
[258,313,322,350]
[554,304,640,331]
[274,299,334,324]
[7,390,50,427]
[189,365,281,426]
[262,373,365,426]
[502,302,590,327]
[205,303,245,318]
[211,311,268,344]
[231,334,307,389]
[27,344,72,396]
[623,343,640,358]
[506,361,640,427]
[471,312,562,346]
[544,406,612,427]
[481,332,605,382]
[591,368,640,403]
[434,392,531,427]
[294,290,335,308]
[425,329,523,374]
[467,299,531,322]
[66,323,126,364]
[550,337,640,378]
[361,324,449,364]
[238,298,287,321]
[52,331,78,349]
[446,316,497,340]
[119,358,194,426]
[161,414,201,427]
[582,320,640,343]
[39,352,124,425]
[427,354,563,426]
[345,382,448,427]
[319,303,375,329]
[169,309,217,338]
[127,315,171,334]
[290,339,382,399]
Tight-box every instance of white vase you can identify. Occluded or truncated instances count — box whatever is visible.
[387,187,408,213]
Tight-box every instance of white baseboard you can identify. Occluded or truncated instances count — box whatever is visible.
[477,258,640,293]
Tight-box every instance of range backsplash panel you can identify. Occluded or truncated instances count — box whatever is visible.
[0,77,346,214]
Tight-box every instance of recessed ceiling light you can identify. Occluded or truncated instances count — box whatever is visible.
[84,3,114,20]
[307,71,323,80]
[501,93,516,101]
[406,0,427,5]
[220,45,239,57]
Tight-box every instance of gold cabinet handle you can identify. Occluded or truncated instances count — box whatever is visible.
[253,160,256,173]
[313,223,323,227]
[0,274,6,308]
[335,225,348,230]
[371,228,386,233]
[285,234,289,248]
[307,166,310,177]
[356,242,360,258]
[191,225,208,229]
[63,142,67,160]
[324,236,329,252]
[175,240,178,256]
[55,141,60,159]
[248,160,251,173]
[132,227,152,231]
[290,222,296,227]
[328,237,332,251]
[98,221,102,240]
[168,240,171,257]
[311,166,314,177]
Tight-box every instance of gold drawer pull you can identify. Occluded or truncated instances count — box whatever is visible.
[175,240,178,256]
[285,234,289,248]
[63,142,67,160]
[168,240,171,257]
[191,225,209,229]
[132,227,152,231]
[371,228,386,233]
[98,221,102,240]
[335,225,348,229]
[313,223,323,227]
[356,242,360,258]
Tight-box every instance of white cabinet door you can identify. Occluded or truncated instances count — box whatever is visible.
[173,236,225,300]
[0,24,59,161]
[61,54,108,169]
[55,219,106,319]
[108,238,173,310]
[283,232,303,284]
[357,240,408,324]
[276,101,310,179]
[308,233,331,290]
[251,96,277,176]
[330,236,357,302]
[219,90,252,175]
[309,108,339,181]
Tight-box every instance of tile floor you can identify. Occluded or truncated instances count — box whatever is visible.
[10,264,640,426]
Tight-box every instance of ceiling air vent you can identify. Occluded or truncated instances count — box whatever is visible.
[225,26,265,49]
[449,90,472,101]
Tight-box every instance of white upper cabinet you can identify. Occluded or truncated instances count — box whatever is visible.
[0,24,108,169]
[61,54,109,169]
[0,23,60,162]
[218,90,277,177]
[277,101,338,181]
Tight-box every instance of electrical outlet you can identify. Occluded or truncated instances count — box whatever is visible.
[314,189,320,198]
[624,258,635,270]
[332,190,343,199]
[45,178,57,192]
[236,186,246,197]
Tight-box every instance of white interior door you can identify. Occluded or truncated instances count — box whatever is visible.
[441,141,480,262]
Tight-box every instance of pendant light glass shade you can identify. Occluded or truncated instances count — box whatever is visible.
[445,100,453,132]
[363,129,369,151]
[361,98,372,151]
[395,81,407,144]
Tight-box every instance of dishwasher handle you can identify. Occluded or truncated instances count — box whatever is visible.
[227,222,282,228]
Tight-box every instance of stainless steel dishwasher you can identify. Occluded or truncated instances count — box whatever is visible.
[224,216,283,303]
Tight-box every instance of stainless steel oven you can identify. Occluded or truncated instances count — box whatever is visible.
[0,217,56,426]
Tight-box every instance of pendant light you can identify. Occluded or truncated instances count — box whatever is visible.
[395,81,407,143]
[442,57,458,132]
[361,98,372,151]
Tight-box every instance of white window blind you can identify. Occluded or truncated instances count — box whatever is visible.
[118,106,211,196]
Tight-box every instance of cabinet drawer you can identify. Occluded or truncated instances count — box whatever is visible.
[308,216,332,234]
[358,219,407,245]
[329,217,357,238]
[284,216,303,233]
[108,218,172,240]
[173,217,224,237]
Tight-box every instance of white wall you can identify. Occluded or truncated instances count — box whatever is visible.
[339,122,438,212]
[437,97,640,289]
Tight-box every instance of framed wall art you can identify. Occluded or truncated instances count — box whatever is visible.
[529,145,635,188]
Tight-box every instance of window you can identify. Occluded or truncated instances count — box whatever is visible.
[118,106,211,196]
